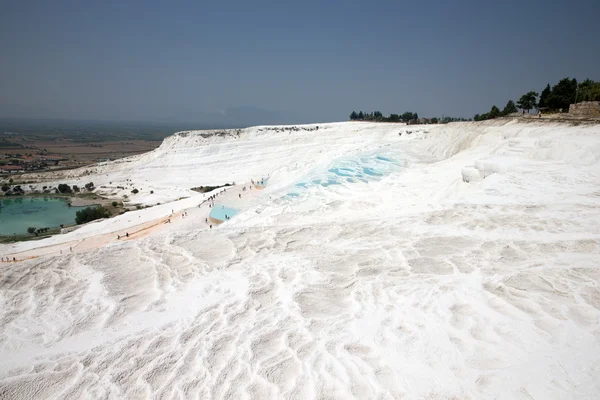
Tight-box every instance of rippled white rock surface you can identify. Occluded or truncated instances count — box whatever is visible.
[1,120,600,399]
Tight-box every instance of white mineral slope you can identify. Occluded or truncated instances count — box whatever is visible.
[20,123,401,208]
[1,120,600,399]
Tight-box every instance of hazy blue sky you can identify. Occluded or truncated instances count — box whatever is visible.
[1,0,599,124]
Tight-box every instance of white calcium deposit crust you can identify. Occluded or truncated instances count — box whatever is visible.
[1,120,600,399]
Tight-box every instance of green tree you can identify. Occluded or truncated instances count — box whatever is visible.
[350,111,358,120]
[85,182,95,191]
[502,100,517,116]
[489,105,501,119]
[75,206,110,225]
[389,114,400,122]
[58,183,72,193]
[358,111,364,120]
[577,79,600,102]
[538,84,551,108]
[401,112,414,122]
[430,117,438,124]
[517,91,538,113]
[1,184,9,192]
[27,227,37,235]
[546,78,577,111]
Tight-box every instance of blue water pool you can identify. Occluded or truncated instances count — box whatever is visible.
[0,197,89,236]
[284,151,403,199]
[329,167,353,177]
[210,205,239,221]
[321,179,340,187]
[363,167,382,176]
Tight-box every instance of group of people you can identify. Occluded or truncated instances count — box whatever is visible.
[251,177,268,187]
[117,232,129,239]
[1,257,17,263]
[205,189,227,208]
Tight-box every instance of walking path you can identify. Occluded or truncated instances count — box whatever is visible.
[1,179,268,263]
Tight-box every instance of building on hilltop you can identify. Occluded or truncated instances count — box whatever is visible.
[0,165,25,173]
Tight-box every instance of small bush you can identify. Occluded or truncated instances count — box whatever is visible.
[27,227,37,235]
[75,206,110,225]
[132,189,139,194]
[150,190,154,194]
[58,183,72,193]
[111,201,118,207]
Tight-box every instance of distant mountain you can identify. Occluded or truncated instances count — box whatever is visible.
[0,104,57,120]
[0,105,323,130]
[158,106,314,127]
